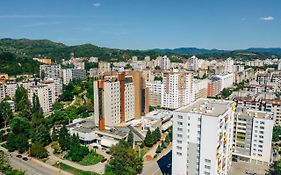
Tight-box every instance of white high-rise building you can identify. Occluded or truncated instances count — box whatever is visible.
[156,56,171,70]
[161,71,193,109]
[146,81,163,107]
[172,98,235,175]
[233,108,274,164]
[278,60,281,70]
[62,68,73,85]
[28,83,56,115]
[225,58,234,73]
[190,55,199,71]
[40,64,62,79]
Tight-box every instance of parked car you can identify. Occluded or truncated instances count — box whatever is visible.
[16,154,22,158]
[101,158,107,163]
[22,157,28,161]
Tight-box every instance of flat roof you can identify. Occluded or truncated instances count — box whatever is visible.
[176,98,233,117]
[236,108,273,120]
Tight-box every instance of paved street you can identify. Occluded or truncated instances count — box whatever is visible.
[0,146,70,175]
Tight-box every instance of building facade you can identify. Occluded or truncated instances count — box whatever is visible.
[172,98,235,175]
[233,108,274,164]
[161,71,193,109]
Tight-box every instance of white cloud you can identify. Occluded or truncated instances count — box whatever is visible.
[260,16,274,21]
[93,3,101,7]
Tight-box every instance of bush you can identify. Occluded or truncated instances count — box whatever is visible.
[30,144,48,159]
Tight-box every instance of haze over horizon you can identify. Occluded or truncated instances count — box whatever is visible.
[0,0,280,50]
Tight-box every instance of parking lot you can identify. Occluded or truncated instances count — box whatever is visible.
[229,161,269,175]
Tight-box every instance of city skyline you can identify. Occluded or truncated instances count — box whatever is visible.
[0,0,280,50]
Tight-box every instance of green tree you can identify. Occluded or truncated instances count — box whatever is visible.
[272,126,281,142]
[53,102,64,111]
[32,124,51,146]
[51,141,62,154]
[9,117,30,136]
[155,66,161,70]
[6,133,29,153]
[153,127,161,142]
[70,134,80,148]
[144,128,154,147]
[0,100,14,128]
[68,145,89,162]
[30,144,48,159]
[58,125,71,151]
[106,140,143,175]
[14,87,31,113]
[127,131,134,148]
[154,76,163,82]
[124,64,132,69]
[267,160,281,175]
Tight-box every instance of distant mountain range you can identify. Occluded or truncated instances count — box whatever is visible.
[0,38,280,63]
[152,47,281,56]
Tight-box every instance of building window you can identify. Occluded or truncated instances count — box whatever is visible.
[176,152,182,156]
[177,140,182,144]
[205,159,211,163]
[177,122,183,125]
[178,115,183,119]
[205,165,211,169]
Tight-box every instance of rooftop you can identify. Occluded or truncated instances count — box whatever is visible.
[176,98,233,117]
[236,108,273,120]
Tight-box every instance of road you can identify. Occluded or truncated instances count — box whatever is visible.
[0,146,71,175]
[9,155,63,175]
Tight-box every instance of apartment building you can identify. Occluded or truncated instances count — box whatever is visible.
[155,56,171,70]
[233,108,274,164]
[72,69,86,81]
[62,68,73,85]
[146,81,163,107]
[42,79,62,100]
[161,70,193,109]
[224,58,234,73]
[236,96,281,125]
[193,79,208,101]
[130,71,149,118]
[28,83,56,114]
[207,77,222,97]
[172,98,235,175]
[40,64,62,79]
[215,73,234,90]
[0,83,5,102]
[94,73,135,129]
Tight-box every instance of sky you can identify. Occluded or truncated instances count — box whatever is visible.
[0,0,280,50]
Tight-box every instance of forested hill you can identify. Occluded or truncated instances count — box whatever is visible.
[0,38,161,62]
[0,52,40,76]
[1,38,281,63]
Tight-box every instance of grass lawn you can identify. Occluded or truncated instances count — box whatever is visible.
[54,162,99,175]
[79,151,104,166]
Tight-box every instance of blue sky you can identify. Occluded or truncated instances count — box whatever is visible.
[0,0,280,50]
